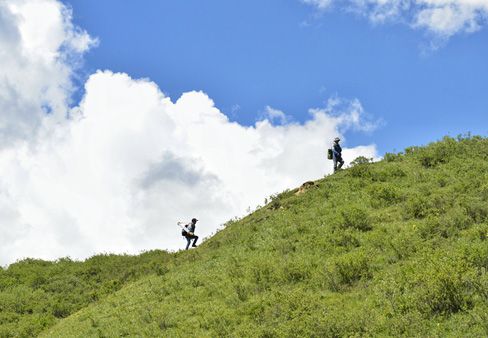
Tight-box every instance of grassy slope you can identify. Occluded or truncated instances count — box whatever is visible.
[6,135,488,337]
[0,251,173,337]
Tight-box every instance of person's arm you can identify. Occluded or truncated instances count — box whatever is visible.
[182,224,190,234]
[177,222,187,232]
[331,145,339,155]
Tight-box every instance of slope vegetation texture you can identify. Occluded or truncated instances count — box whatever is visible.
[2,135,488,337]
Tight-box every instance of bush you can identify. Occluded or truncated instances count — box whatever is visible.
[404,194,430,219]
[334,250,372,286]
[462,198,488,223]
[350,156,372,166]
[0,251,173,336]
[384,152,403,162]
[280,258,312,283]
[378,254,475,317]
[374,165,407,182]
[414,263,473,315]
[325,229,360,250]
[369,183,402,207]
[418,211,471,240]
[415,136,457,168]
[386,231,419,261]
[337,205,372,231]
[348,163,373,178]
[266,189,291,210]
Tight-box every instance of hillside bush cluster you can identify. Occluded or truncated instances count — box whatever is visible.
[2,134,488,337]
[0,251,171,337]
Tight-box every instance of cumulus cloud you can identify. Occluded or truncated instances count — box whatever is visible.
[0,0,97,148]
[302,0,488,40]
[0,0,381,266]
[0,69,381,266]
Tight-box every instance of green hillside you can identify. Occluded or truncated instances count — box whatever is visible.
[2,134,488,337]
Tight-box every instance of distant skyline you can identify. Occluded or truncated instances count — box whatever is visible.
[0,0,487,265]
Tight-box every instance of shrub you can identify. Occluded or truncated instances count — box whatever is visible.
[369,183,402,207]
[461,234,488,271]
[481,184,488,202]
[375,165,407,181]
[337,205,372,231]
[379,255,475,317]
[472,268,488,302]
[266,189,291,210]
[280,258,312,283]
[462,198,488,223]
[334,250,372,286]
[414,263,473,315]
[51,300,72,318]
[418,211,472,240]
[348,163,373,178]
[350,156,372,166]
[404,194,430,219]
[248,259,276,288]
[387,231,419,261]
[384,152,403,162]
[325,229,360,250]
[415,136,457,168]
[467,223,488,242]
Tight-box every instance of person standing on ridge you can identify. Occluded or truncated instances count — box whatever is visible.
[180,218,199,250]
[331,137,344,173]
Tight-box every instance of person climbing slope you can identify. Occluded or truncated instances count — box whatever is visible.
[178,218,199,250]
[331,137,344,173]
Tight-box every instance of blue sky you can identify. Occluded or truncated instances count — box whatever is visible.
[66,0,488,155]
[0,0,487,265]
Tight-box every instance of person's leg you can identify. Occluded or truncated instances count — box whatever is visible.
[192,235,199,247]
[333,157,338,172]
[338,156,344,169]
[186,237,191,250]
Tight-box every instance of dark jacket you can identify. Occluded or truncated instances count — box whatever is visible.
[331,143,342,158]
[185,223,196,236]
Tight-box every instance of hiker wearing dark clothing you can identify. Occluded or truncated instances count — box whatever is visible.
[183,218,199,250]
[332,137,344,173]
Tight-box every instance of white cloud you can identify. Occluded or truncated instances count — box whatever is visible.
[0,0,381,266]
[302,0,488,39]
[301,0,335,9]
[0,0,97,148]
[261,106,293,125]
[0,69,381,266]
[312,96,386,133]
[413,0,488,37]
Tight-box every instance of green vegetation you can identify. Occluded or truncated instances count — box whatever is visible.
[2,134,488,337]
[0,252,172,337]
